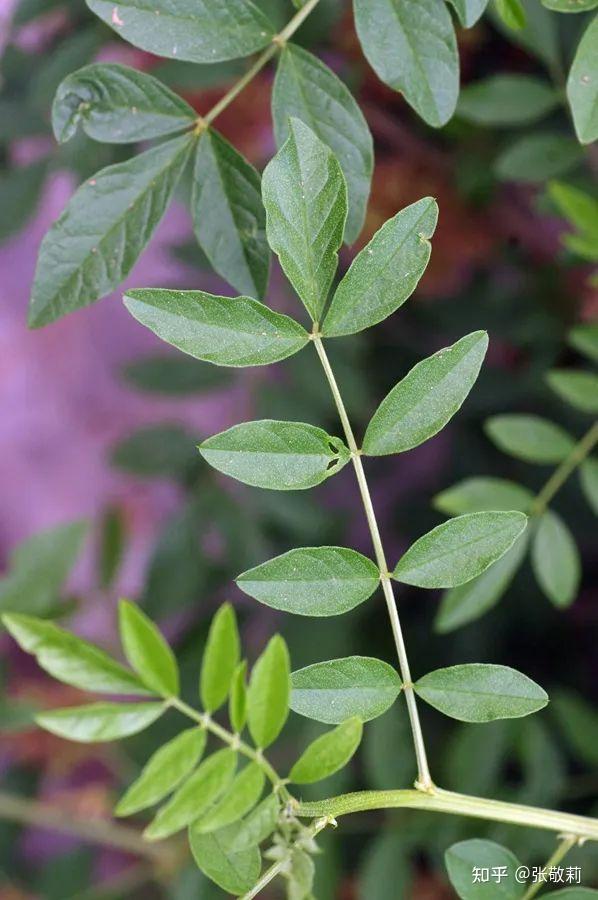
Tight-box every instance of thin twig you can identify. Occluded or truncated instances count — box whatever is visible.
[530,420,598,516]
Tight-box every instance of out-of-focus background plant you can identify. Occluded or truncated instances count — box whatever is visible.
[1,0,597,896]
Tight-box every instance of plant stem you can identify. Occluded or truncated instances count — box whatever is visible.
[295,788,598,842]
[312,335,433,791]
[202,0,321,126]
[530,419,598,516]
[521,835,579,900]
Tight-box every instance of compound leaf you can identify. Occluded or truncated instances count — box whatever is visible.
[200,603,241,712]
[247,635,290,748]
[37,701,165,742]
[485,414,575,463]
[289,717,363,784]
[119,599,179,697]
[531,510,581,608]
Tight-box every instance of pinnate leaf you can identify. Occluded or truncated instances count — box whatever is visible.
[247,635,290,748]
[124,289,309,367]
[531,510,581,608]
[322,197,438,337]
[52,63,195,144]
[567,14,598,144]
[434,477,533,516]
[363,332,488,455]
[200,603,241,712]
[86,0,274,64]
[195,762,265,833]
[414,664,548,722]
[119,599,179,697]
[262,118,347,321]
[546,369,598,413]
[393,511,528,589]
[189,820,261,895]
[289,717,363,783]
[116,727,206,815]
[236,546,380,616]
[198,420,349,490]
[290,656,401,724]
[229,661,248,733]
[457,75,557,126]
[445,839,523,899]
[485,414,575,463]
[37,701,164,742]
[2,613,150,695]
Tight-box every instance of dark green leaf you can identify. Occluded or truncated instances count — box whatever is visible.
[229,661,248,733]
[247,635,290,748]
[110,424,200,480]
[580,458,598,514]
[192,129,269,298]
[445,839,524,899]
[290,656,401,723]
[200,603,241,712]
[547,369,598,413]
[289,717,362,783]
[495,134,582,183]
[485,414,575,463]
[195,763,264,833]
[119,599,179,696]
[433,477,533,516]
[0,161,47,244]
[189,820,261,895]
[457,75,557,125]
[567,14,598,143]
[52,63,196,144]
[30,134,193,327]
[37,701,165,742]
[98,506,126,590]
[122,353,231,395]
[531,510,580,608]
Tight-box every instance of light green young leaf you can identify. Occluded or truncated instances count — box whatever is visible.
[414,664,548,722]
[569,322,598,362]
[447,0,489,27]
[86,0,274,63]
[198,420,350,490]
[445,839,523,899]
[435,532,529,633]
[124,289,309,368]
[567,13,598,143]
[52,63,196,144]
[272,43,373,243]
[322,197,438,337]
[290,656,401,724]
[229,661,248,733]
[546,369,598,413]
[236,546,380,616]
[494,134,582,183]
[116,727,206,816]
[485,414,575,463]
[433,477,533,516]
[247,634,290,748]
[550,182,598,240]
[2,613,150,695]
[189,820,261,895]
[229,793,280,851]
[353,0,459,127]
[144,748,237,840]
[119,599,179,697]
[192,129,269,298]
[531,510,581,608]
[200,603,240,712]
[261,117,347,321]
[289,717,363,784]
[393,511,528,589]
[542,0,598,9]
[37,701,165,742]
[30,134,193,328]
[580,458,598,514]
[194,762,264,833]
[363,332,488,455]
[494,0,527,29]
[457,75,557,126]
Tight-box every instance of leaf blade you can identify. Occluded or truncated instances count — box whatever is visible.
[119,599,179,697]
[531,510,581,608]
[200,603,241,712]
[247,635,290,748]
[289,717,363,784]
[189,820,261,895]
[194,762,265,833]
[567,13,598,144]
[37,701,165,742]
[485,414,576,463]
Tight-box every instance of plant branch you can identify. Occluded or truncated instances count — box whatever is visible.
[521,835,579,900]
[312,334,433,790]
[530,419,598,516]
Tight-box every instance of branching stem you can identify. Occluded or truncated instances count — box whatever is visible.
[521,835,579,900]
[530,419,598,516]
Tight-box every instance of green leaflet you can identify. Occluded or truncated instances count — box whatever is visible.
[494,0,527,28]
[289,717,363,784]
[192,129,270,298]
[198,420,350,491]
[30,134,193,328]
[119,600,179,697]
[457,75,558,126]
[393,511,528,589]
[580,458,598,514]
[262,118,347,321]
[272,44,373,244]
[543,0,598,9]
[435,531,529,633]
[0,521,87,617]
[290,656,402,724]
[1,613,150,695]
[236,546,380,616]
[550,184,598,262]
[531,510,581,608]
[433,477,533,516]
[569,322,598,361]
[414,664,548,722]
[445,839,524,899]
[485,414,576,463]
[122,354,231,395]
[229,794,280,852]
[247,635,290,748]
[353,0,459,127]
[194,762,264,833]
[124,289,309,367]
[111,423,199,481]
[567,13,598,143]
[200,603,241,712]
[446,0,489,26]
[37,701,165,742]
[86,0,274,64]
[144,748,237,839]
[189,820,261,895]
[363,332,488,455]
[52,63,196,144]
[116,727,206,816]
[547,369,598,413]
[494,133,582,183]
[229,661,248,733]
[322,197,438,337]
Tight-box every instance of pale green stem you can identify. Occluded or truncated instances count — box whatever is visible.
[530,420,598,516]
[312,335,433,790]
[295,788,598,842]
[521,835,579,900]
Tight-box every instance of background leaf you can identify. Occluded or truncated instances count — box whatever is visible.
[457,75,557,125]
[119,599,179,696]
[445,839,524,899]
[494,133,582,183]
[485,414,575,463]
[567,13,598,143]
[531,510,581,608]
[434,477,533,515]
[546,369,598,413]
[37,701,165,742]
[569,322,598,362]
[247,634,290,748]
[200,603,241,712]
[289,717,362,783]
[290,656,401,723]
